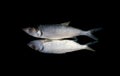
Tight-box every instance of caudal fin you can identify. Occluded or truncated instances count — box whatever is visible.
[84,40,98,51]
[83,28,102,40]
[86,40,98,45]
[85,46,95,51]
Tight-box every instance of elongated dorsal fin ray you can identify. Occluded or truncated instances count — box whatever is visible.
[61,21,70,26]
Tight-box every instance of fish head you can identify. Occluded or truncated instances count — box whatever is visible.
[23,27,41,38]
[27,40,44,51]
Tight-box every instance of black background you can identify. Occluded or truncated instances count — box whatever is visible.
[12,13,105,63]
[3,4,111,70]
[1,1,118,75]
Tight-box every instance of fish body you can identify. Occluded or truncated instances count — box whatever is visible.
[28,40,94,54]
[38,25,83,39]
[23,22,100,40]
[23,21,101,54]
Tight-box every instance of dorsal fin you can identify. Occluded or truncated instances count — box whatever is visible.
[60,21,70,26]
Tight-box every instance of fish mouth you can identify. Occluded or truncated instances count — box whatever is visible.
[22,28,27,32]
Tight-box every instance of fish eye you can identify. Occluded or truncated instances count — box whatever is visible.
[28,28,34,32]
[29,44,39,50]
[29,27,37,33]
[28,28,32,30]
[28,44,35,49]
[28,40,44,51]
[31,45,36,49]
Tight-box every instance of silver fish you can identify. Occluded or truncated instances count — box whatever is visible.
[28,40,95,54]
[23,22,101,40]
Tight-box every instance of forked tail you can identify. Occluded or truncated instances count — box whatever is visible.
[84,40,98,51]
[82,28,102,40]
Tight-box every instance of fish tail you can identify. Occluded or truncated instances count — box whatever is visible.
[85,46,95,51]
[84,40,98,51]
[82,28,102,40]
[86,40,98,45]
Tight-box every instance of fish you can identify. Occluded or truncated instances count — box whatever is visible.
[27,39,96,54]
[23,22,101,40]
